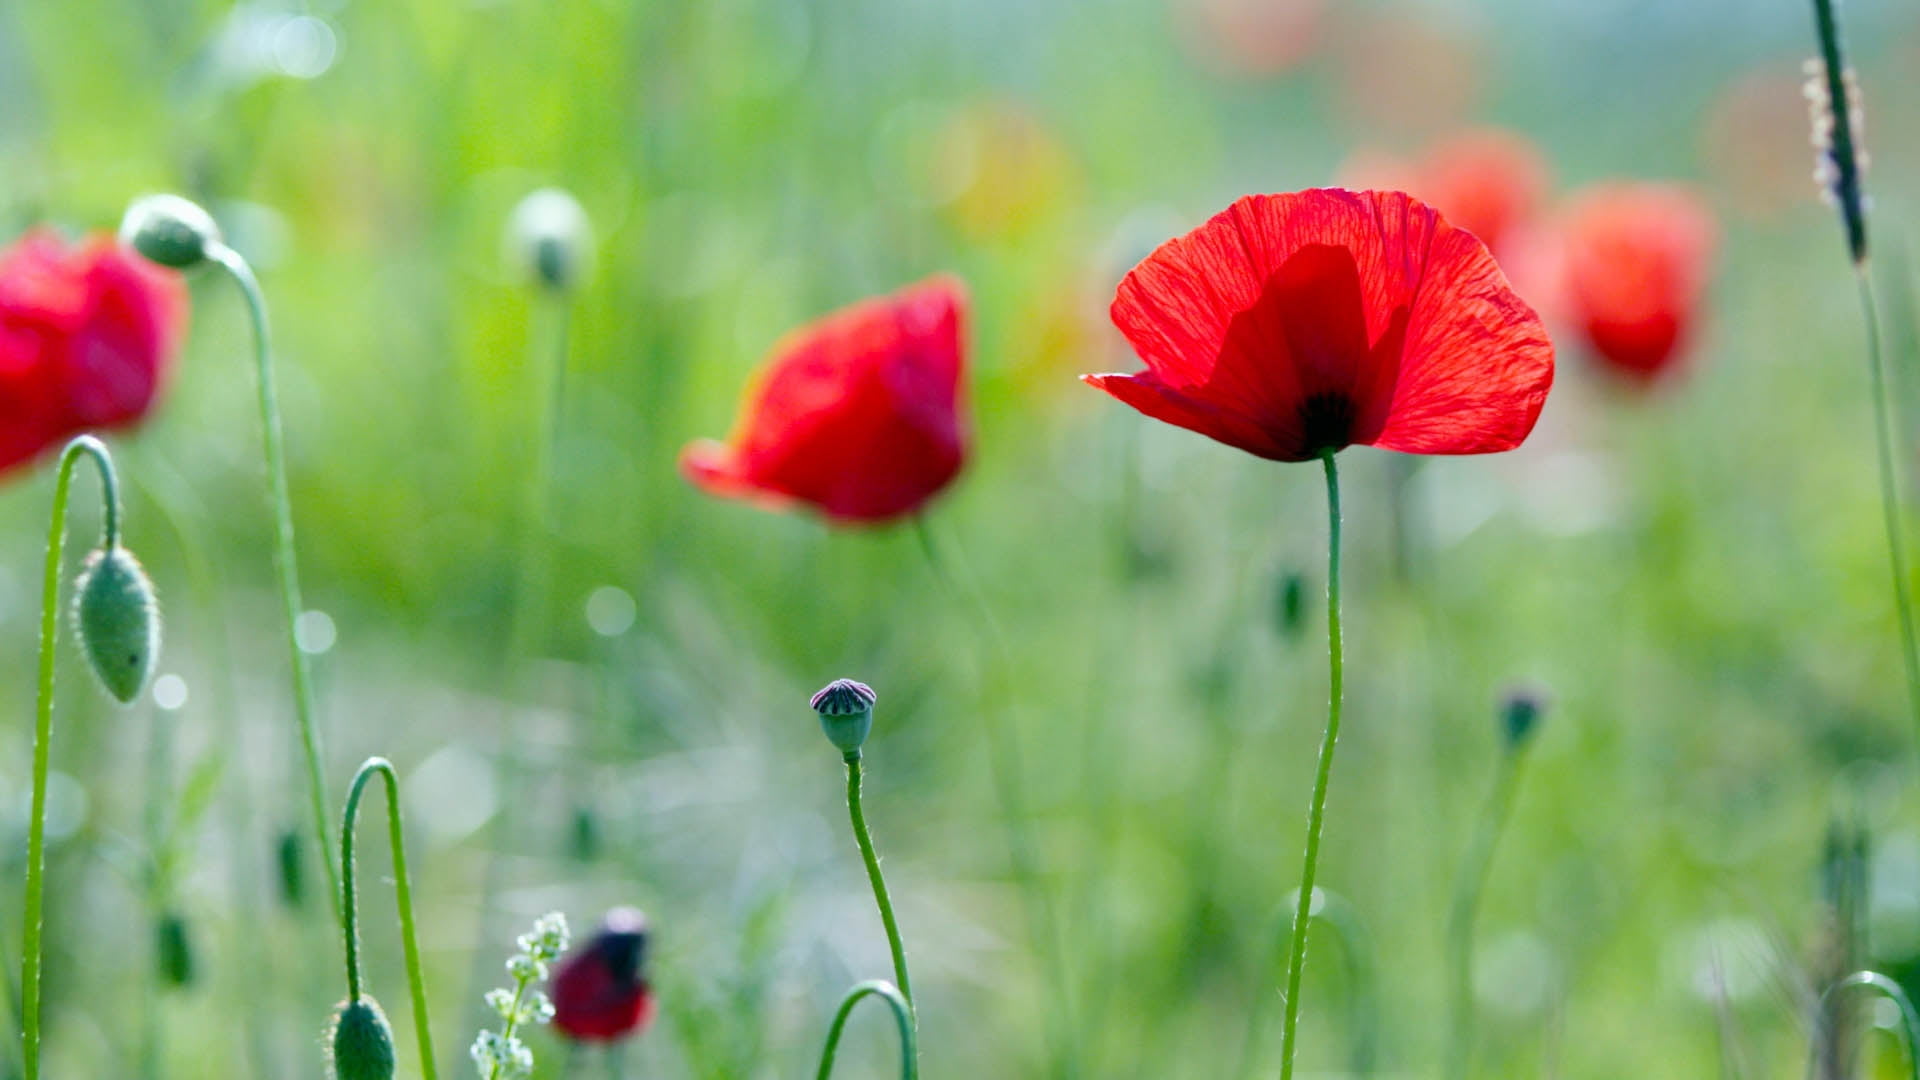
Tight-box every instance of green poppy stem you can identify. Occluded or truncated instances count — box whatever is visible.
[207,243,341,927]
[1277,449,1343,1080]
[21,435,120,1080]
[340,757,438,1080]
[1443,744,1528,1080]
[844,750,915,1017]
[1811,971,1920,1080]
[813,980,916,1080]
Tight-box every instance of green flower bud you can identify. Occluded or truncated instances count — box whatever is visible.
[329,997,397,1080]
[810,678,876,755]
[1500,686,1547,749]
[72,546,160,704]
[119,194,222,269]
[1275,570,1307,638]
[276,826,306,908]
[156,910,195,988]
[506,188,592,293]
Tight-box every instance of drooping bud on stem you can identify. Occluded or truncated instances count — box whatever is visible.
[329,997,397,1080]
[73,545,160,703]
[119,194,222,270]
[811,678,877,755]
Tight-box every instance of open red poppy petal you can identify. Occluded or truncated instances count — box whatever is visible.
[1373,227,1553,454]
[1082,371,1299,461]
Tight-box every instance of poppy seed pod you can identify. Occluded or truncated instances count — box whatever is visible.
[119,194,222,270]
[329,997,397,1080]
[811,678,877,754]
[507,188,593,293]
[72,545,160,704]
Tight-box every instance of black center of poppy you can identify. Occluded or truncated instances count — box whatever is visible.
[1297,392,1357,455]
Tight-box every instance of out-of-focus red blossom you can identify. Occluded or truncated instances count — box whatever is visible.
[1340,129,1550,256]
[1084,189,1553,462]
[552,908,655,1044]
[1177,0,1326,77]
[0,229,186,476]
[1559,183,1717,383]
[680,277,968,524]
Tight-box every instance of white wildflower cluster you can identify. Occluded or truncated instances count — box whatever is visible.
[1802,57,1869,209]
[468,912,570,1080]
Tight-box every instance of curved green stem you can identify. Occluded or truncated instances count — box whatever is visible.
[1443,747,1527,1080]
[22,435,121,1080]
[1812,971,1920,1080]
[341,758,438,1080]
[209,242,340,926]
[844,751,915,1016]
[1278,450,1343,1080]
[813,980,916,1080]
[1853,267,1920,743]
[1239,887,1377,1080]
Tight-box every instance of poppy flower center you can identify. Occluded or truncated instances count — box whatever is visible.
[1297,391,1357,454]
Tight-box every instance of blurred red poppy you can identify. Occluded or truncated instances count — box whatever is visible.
[552,908,654,1044]
[1084,189,1553,461]
[681,276,969,523]
[1559,183,1716,382]
[0,229,186,476]
[1340,129,1549,258]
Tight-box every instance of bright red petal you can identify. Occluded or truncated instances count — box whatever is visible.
[1372,225,1553,454]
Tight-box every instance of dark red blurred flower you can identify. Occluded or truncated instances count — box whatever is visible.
[552,908,655,1044]
[1084,189,1553,461]
[681,277,968,524]
[0,229,186,476]
[1559,183,1717,382]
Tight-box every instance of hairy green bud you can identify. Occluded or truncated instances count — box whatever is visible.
[119,194,222,269]
[329,997,397,1080]
[72,546,160,703]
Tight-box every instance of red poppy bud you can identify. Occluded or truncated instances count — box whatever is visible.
[551,908,655,1044]
[681,276,969,524]
[0,230,186,478]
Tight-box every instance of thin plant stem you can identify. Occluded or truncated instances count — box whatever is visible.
[1277,450,1343,1080]
[1240,888,1376,1079]
[1444,747,1527,1080]
[913,516,1080,1079]
[1854,268,1920,740]
[487,979,532,1080]
[1810,971,1920,1080]
[813,980,916,1080]
[208,243,340,926]
[21,435,119,1080]
[843,750,915,1016]
[340,758,438,1080]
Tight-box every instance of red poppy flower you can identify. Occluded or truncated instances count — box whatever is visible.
[0,229,186,476]
[1084,189,1553,462]
[551,908,655,1044]
[681,276,968,524]
[1413,129,1549,257]
[1559,183,1716,382]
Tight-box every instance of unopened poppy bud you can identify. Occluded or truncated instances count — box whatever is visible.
[156,910,195,987]
[119,194,222,270]
[276,827,306,907]
[570,803,600,862]
[810,678,876,754]
[328,997,397,1080]
[1275,570,1307,638]
[506,188,592,293]
[72,546,160,704]
[1499,686,1547,749]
